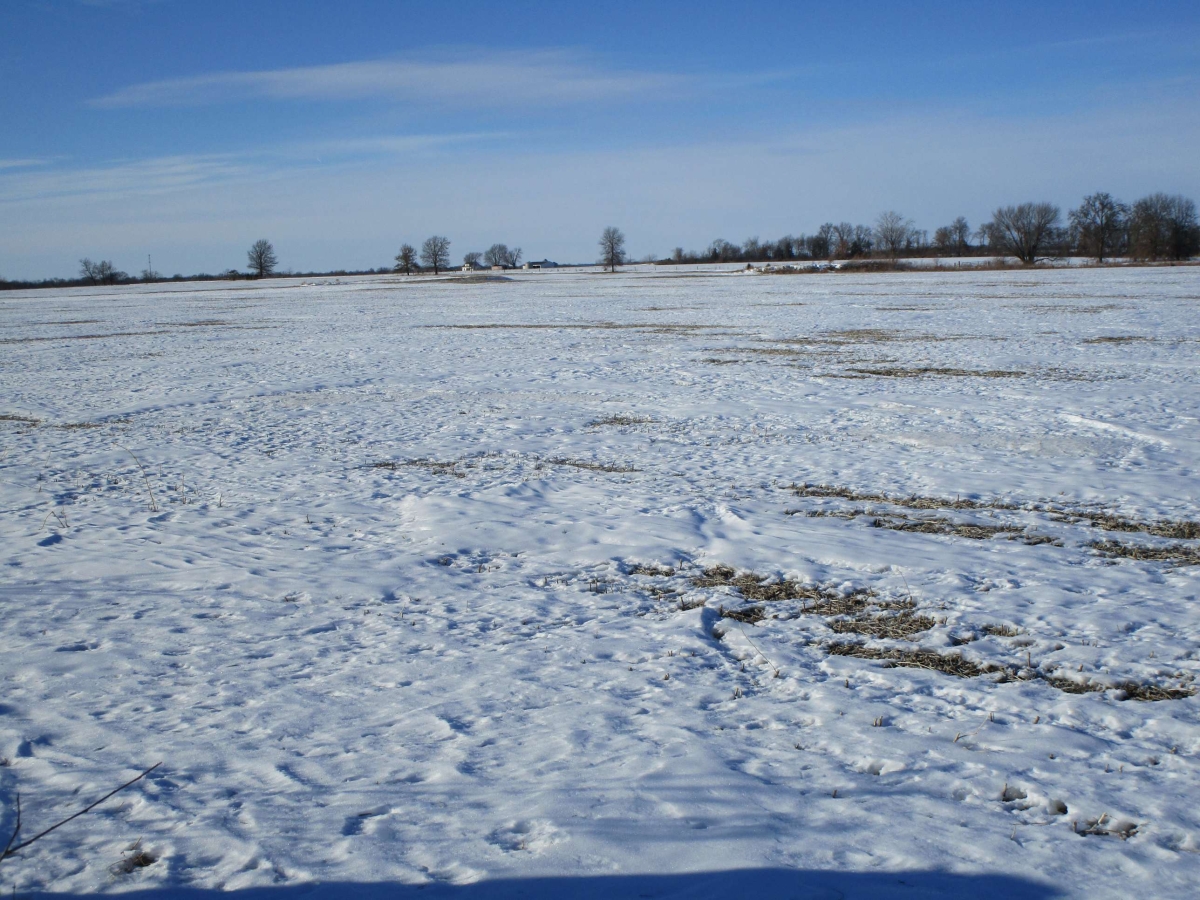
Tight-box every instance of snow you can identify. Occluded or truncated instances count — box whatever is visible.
[1,266,1199,898]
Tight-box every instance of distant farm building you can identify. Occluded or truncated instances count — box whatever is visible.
[523,260,559,269]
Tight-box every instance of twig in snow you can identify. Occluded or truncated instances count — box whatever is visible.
[0,762,161,866]
[116,445,158,512]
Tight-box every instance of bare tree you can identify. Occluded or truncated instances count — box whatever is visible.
[874,211,915,258]
[1069,192,1128,263]
[79,258,123,285]
[420,236,451,274]
[505,246,523,268]
[483,244,510,268]
[394,244,418,274]
[948,217,971,255]
[462,251,482,269]
[1128,193,1199,261]
[988,202,1060,264]
[599,227,626,272]
[247,239,278,278]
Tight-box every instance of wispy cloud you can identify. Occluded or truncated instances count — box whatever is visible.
[90,50,684,109]
[0,132,506,205]
[0,158,54,171]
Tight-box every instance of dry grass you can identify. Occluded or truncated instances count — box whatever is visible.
[828,611,938,639]
[827,644,991,677]
[546,457,640,474]
[587,414,656,427]
[1075,513,1200,540]
[1089,540,1200,564]
[1118,682,1196,701]
[629,563,676,577]
[691,565,871,603]
[1082,335,1151,344]
[981,623,1022,637]
[847,366,1026,378]
[828,642,1194,700]
[0,330,172,345]
[788,482,1017,511]
[371,459,465,477]
[719,605,767,624]
[0,414,41,425]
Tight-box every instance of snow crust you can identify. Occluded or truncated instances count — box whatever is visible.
[1,267,1199,897]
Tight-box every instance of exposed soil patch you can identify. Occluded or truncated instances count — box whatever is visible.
[0,414,41,425]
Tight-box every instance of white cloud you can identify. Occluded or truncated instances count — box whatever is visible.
[0,132,504,205]
[90,50,684,109]
[0,158,53,171]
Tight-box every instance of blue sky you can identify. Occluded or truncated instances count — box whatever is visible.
[2,0,1199,278]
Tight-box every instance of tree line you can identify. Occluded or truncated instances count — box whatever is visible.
[3,192,1197,290]
[661,191,1199,266]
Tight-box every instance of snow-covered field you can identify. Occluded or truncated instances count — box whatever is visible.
[2,266,1199,899]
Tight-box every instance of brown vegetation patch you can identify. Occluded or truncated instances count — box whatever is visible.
[629,563,676,577]
[828,611,938,639]
[0,414,41,425]
[1089,540,1200,564]
[981,623,1022,638]
[0,330,172,345]
[788,482,1017,511]
[546,457,639,474]
[371,458,466,477]
[719,605,767,624]
[588,414,656,427]
[1073,513,1200,540]
[691,565,868,603]
[829,643,1194,700]
[1082,336,1151,344]
[827,643,990,677]
[847,366,1025,378]
[1118,682,1196,702]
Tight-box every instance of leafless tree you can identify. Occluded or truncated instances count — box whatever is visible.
[247,239,278,278]
[948,217,971,255]
[988,202,1060,264]
[1069,192,1128,263]
[420,236,451,274]
[810,224,835,260]
[875,211,915,258]
[1128,193,1199,261]
[707,239,739,262]
[394,244,418,274]
[599,227,626,272]
[462,251,482,269]
[672,247,685,263]
[79,258,123,285]
[483,244,510,268]
[505,246,523,268]
[935,220,972,255]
